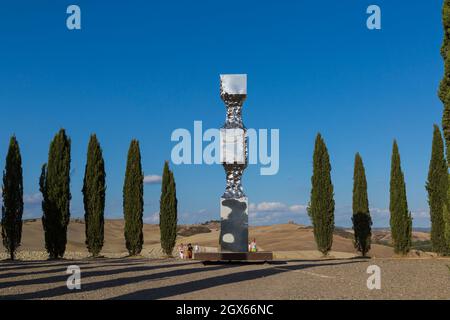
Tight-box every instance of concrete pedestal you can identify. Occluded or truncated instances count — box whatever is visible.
[220,197,248,252]
[194,251,273,262]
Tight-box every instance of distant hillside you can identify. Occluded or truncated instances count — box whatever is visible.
[7,219,432,260]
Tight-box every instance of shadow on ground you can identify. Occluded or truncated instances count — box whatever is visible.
[112,260,363,300]
[0,259,363,300]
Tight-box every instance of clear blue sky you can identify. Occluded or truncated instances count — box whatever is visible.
[0,0,444,227]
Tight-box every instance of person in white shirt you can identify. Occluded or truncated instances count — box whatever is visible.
[178,243,184,259]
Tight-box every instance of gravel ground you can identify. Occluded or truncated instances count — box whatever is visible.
[0,257,449,300]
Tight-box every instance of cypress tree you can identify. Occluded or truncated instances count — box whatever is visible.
[439,0,450,99]
[439,0,450,256]
[308,133,335,255]
[426,125,448,255]
[352,153,372,257]
[40,129,71,259]
[1,136,24,260]
[389,140,412,255]
[159,161,178,256]
[123,139,144,256]
[82,134,106,257]
[440,0,450,158]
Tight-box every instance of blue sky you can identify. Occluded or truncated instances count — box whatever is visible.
[0,0,444,227]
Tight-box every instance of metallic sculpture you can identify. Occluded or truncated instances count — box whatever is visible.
[194,74,273,261]
[220,75,248,199]
[219,74,249,252]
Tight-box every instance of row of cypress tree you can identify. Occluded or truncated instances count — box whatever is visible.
[1,131,449,259]
[308,134,414,257]
[308,1,450,257]
[1,129,178,260]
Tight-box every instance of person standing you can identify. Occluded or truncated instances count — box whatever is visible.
[250,239,257,252]
[178,243,184,259]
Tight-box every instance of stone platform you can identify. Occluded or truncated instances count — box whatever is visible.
[193,251,273,262]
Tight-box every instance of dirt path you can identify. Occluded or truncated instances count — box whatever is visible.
[1,257,449,300]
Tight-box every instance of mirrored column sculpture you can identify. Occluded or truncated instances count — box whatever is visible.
[219,74,249,252]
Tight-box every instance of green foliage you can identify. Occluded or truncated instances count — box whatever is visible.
[442,95,450,162]
[82,134,106,257]
[159,161,178,256]
[389,140,412,255]
[352,153,372,257]
[439,0,450,257]
[426,125,448,255]
[444,177,450,254]
[123,139,144,256]
[308,133,335,255]
[40,129,72,259]
[1,136,24,260]
[439,0,450,105]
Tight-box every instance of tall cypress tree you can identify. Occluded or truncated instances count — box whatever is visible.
[1,136,23,260]
[123,139,144,256]
[40,129,71,259]
[82,134,106,257]
[440,0,450,157]
[426,125,448,255]
[159,161,178,256]
[308,133,335,255]
[352,153,372,257]
[389,140,412,255]
[439,0,450,256]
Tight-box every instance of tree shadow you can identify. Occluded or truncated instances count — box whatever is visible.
[0,259,364,300]
[0,257,180,273]
[0,261,147,280]
[202,261,257,266]
[286,257,371,263]
[0,263,238,300]
[0,261,199,291]
[0,260,94,273]
[111,260,363,300]
[0,258,145,274]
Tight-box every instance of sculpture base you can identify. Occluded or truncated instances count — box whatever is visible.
[193,252,273,262]
[220,197,248,252]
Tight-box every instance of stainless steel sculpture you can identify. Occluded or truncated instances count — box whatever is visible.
[220,75,248,199]
[194,75,273,261]
[219,74,249,252]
